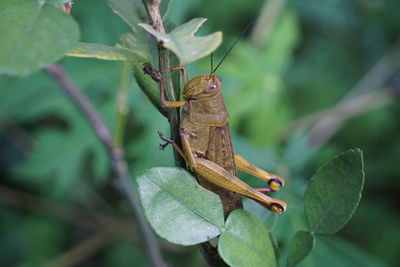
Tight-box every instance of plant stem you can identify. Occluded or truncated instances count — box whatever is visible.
[45,63,167,267]
[141,1,230,266]
[141,0,184,168]
[113,62,130,149]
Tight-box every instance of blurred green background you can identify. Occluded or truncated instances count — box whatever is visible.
[1,0,399,266]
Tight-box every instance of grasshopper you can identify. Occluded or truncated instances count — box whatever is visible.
[157,64,287,214]
[154,17,286,214]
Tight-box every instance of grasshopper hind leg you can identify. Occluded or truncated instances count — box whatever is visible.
[194,157,287,214]
[158,132,287,214]
[234,153,285,192]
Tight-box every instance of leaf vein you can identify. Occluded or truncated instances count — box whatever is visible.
[147,178,222,229]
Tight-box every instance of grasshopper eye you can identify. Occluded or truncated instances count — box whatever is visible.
[203,84,217,94]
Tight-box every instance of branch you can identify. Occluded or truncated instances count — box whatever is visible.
[141,0,184,168]
[306,89,393,147]
[140,2,232,266]
[0,184,119,231]
[44,222,133,267]
[45,63,167,267]
[305,40,400,148]
[288,40,400,148]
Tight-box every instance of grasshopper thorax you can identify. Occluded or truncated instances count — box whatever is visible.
[183,74,222,100]
[182,74,229,127]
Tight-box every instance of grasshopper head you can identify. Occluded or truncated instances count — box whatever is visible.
[183,74,222,100]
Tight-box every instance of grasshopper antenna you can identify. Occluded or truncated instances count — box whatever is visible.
[212,15,259,74]
[210,52,214,76]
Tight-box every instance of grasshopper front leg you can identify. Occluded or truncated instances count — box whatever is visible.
[159,67,187,108]
[234,153,285,192]
[158,66,190,108]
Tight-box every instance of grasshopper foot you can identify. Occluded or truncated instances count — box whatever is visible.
[256,178,284,193]
[252,198,286,214]
[269,202,285,214]
[158,131,175,150]
[143,63,161,82]
[269,178,283,192]
[256,188,272,193]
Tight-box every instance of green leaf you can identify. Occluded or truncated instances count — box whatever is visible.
[105,0,170,28]
[119,32,151,60]
[105,0,143,29]
[287,230,315,267]
[137,167,224,245]
[118,28,162,113]
[67,42,146,63]
[119,29,157,65]
[218,209,277,267]
[304,149,364,235]
[132,63,164,116]
[0,0,79,76]
[139,18,222,64]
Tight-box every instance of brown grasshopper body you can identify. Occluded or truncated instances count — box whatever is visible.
[160,67,287,214]
[180,75,241,214]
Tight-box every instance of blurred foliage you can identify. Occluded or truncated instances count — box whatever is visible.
[1,0,399,266]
